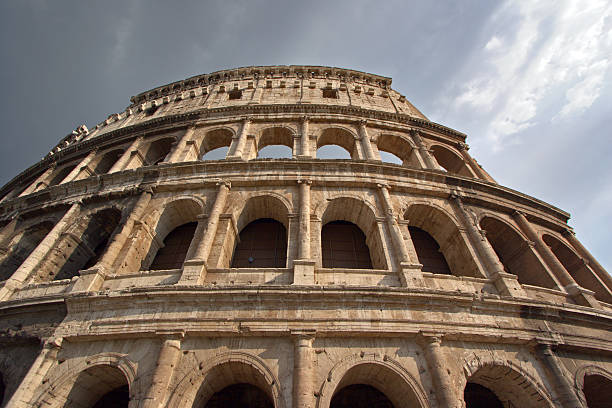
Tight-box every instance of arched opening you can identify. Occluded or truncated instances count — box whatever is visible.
[317,128,357,159]
[231,219,287,268]
[54,208,121,280]
[331,384,394,408]
[464,382,503,408]
[316,144,351,159]
[93,149,124,175]
[543,234,612,303]
[144,137,174,165]
[327,363,423,408]
[0,221,53,281]
[430,145,473,176]
[404,204,481,277]
[58,365,129,408]
[201,128,233,160]
[480,217,557,289]
[583,374,612,408]
[376,134,418,167]
[321,198,387,270]
[204,383,273,408]
[143,198,202,271]
[409,226,451,275]
[0,372,5,407]
[322,221,372,269]
[464,363,551,408]
[193,361,276,408]
[256,127,293,159]
[48,164,76,186]
[150,222,198,270]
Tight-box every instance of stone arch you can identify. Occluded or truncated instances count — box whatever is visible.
[320,196,387,270]
[167,352,285,408]
[200,127,234,159]
[142,197,204,271]
[376,133,419,167]
[52,207,122,280]
[48,163,78,186]
[480,216,557,289]
[92,148,125,175]
[461,357,553,408]
[575,365,612,408]
[0,220,54,281]
[257,126,295,150]
[143,135,177,165]
[317,354,429,408]
[31,352,138,408]
[404,203,481,277]
[0,371,4,407]
[233,193,293,231]
[430,144,473,176]
[316,127,358,159]
[542,233,612,303]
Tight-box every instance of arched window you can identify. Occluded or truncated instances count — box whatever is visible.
[317,128,357,159]
[378,150,403,165]
[54,365,129,408]
[376,134,418,167]
[583,374,612,408]
[255,127,294,159]
[48,164,76,186]
[204,383,273,408]
[430,145,473,176]
[231,219,287,268]
[409,226,451,275]
[316,144,351,159]
[149,222,197,270]
[480,217,557,289]
[331,384,393,408]
[322,221,372,269]
[464,382,503,408]
[144,137,174,165]
[0,372,4,407]
[0,222,53,281]
[202,146,229,160]
[54,209,121,280]
[92,385,129,408]
[201,128,233,160]
[93,150,124,175]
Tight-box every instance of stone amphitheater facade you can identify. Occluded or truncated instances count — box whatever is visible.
[0,65,610,408]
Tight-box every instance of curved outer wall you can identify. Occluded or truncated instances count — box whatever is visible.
[0,66,611,408]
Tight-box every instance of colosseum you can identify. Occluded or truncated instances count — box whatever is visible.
[0,65,610,408]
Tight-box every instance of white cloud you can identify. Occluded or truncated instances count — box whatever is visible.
[448,0,612,149]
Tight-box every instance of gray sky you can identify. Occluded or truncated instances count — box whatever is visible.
[1,0,610,273]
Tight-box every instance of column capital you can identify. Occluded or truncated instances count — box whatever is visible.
[457,141,469,151]
[291,329,316,342]
[359,119,368,127]
[512,210,527,218]
[42,336,63,351]
[301,115,309,123]
[216,180,231,189]
[562,228,576,237]
[376,182,389,190]
[417,331,444,345]
[297,179,312,185]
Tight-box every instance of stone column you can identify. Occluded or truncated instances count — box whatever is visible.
[418,334,461,408]
[358,121,377,161]
[292,331,316,408]
[63,150,98,183]
[0,202,81,301]
[513,211,598,308]
[72,190,153,293]
[298,116,311,158]
[563,228,612,290]
[377,184,422,287]
[450,194,526,297]
[165,125,196,163]
[180,181,230,284]
[535,343,585,408]
[457,142,496,182]
[18,166,55,196]
[140,333,184,408]
[409,130,438,170]
[294,180,315,285]
[227,117,251,160]
[5,337,63,408]
[109,137,144,173]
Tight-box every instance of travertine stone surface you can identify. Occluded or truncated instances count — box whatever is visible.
[0,66,611,408]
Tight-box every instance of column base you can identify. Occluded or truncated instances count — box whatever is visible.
[225,155,245,161]
[293,259,316,285]
[565,283,600,308]
[399,262,424,288]
[295,155,313,160]
[491,272,527,298]
[70,266,109,293]
[179,259,207,285]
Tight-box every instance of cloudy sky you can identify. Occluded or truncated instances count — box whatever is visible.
[1,0,611,273]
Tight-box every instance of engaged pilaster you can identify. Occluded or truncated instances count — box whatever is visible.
[227,117,251,160]
[292,330,316,408]
[294,179,315,284]
[417,333,460,408]
[535,343,585,408]
[140,332,184,408]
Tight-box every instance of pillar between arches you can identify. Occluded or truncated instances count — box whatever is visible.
[417,333,461,408]
[563,228,612,294]
[294,179,315,285]
[139,332,184,408]
[296,116,312,159]
[227,117,251,160]
[534,342,585,408]
[292,330,316,408]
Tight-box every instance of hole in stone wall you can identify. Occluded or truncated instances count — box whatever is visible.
[316,145,351,159]
[204,383,273,408]
[322,221,373,269]
[379,150,403,165]
[583,374,612,408]
[464,382,503,408]
[331,384,394,408]
[150,222,198,270]
[201,146,229,160]
[409,226,451,275]
[231,219,287,268]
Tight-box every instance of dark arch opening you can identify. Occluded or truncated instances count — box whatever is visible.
[54,209,121,280]
[409,226,451,275]
[464,382,503,408]
[0,372,5,407]
[150,222,198,270]
[0,222,53,281]
[331,384,394,408]
[201,146,229,160]
[92,384,130,408]
[322,221,373,269]
[93,150,124,175]
[48,164,76,186]
[231,219,287,268]
[144,138,174,165]
[201,128,233,160]
[431,145,472,176]
[583,374,612,408]
[203,383,273,408]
